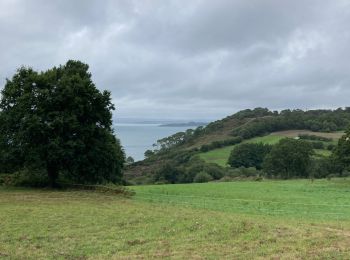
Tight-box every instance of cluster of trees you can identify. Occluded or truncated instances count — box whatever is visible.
[227,136,349,179]
[262,139,314,178]
[0,61,125,187]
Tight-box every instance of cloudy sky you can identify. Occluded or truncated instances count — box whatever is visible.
[1,0,350,121]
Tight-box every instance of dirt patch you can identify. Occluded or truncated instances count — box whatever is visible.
[325,227,350,237]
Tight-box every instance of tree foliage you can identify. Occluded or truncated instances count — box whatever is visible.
[0,60,124,186]
[334,129,350,171]
[228,143,272,170]
[263,138,314,178]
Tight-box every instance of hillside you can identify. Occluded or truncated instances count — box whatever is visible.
[199,130,342,167]
[124,108,350,185]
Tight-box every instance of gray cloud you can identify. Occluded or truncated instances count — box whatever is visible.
[1,0,350,120]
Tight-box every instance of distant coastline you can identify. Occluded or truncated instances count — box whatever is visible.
[159,121,207,127]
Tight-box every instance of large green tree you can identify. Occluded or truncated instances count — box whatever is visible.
[228,143,272,170]
[262,138,313,179]
[0,60,124,186]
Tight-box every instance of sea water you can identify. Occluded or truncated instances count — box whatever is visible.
[114,123,193,161]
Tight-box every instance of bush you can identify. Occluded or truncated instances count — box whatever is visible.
[193,171,213,183]
[0,169,48,187]
[298,134,332,142]
[263,138,314,179]
[225,167,261,178]
[200,137,242,152]
[310,141,324,149]
[203,163,225,180]
[327,144,336,151]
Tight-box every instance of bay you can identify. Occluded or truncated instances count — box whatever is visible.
[114,123,193,161]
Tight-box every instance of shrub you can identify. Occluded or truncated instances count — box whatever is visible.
[225,167,261,178]
[200,137,242,152]
[193,171,213,183]
[0,169,48,187]
[298,134,332,142]
[310,141,324,149]
[327,144,336,151]
[203,163,225,180]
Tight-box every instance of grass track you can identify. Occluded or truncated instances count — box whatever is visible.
[1,181,350,259]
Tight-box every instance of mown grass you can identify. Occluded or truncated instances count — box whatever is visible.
[199,132,338,166]
[1,180,350,259]
[132,178,350,221]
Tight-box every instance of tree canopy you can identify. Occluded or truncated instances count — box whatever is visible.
[0,60,124,186]
[228,143,272,170]
[263,138,314,179]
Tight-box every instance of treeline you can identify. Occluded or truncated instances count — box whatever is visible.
[231,108,350,139]
[227,137,347,180]
[199,137,242,152]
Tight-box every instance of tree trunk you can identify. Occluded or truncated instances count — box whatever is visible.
[47,164,59,188]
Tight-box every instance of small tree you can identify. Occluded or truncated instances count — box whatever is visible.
[263,138,313,179]
[144,149,154,158]
[0,61,125,187]
[193,171,213,183]
[126,156,135,164]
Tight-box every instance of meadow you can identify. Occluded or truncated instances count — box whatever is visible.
[199,131,339,167]
[1,179,350,259]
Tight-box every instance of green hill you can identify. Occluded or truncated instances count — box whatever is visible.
[124,108,349,185]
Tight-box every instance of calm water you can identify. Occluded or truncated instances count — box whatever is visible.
[115,124,192,161]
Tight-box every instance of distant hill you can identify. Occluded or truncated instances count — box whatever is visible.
[124,107,350,185]
[159,121,207,127]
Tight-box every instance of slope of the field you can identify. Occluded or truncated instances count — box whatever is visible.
[1,180,350,259]
[131,178,350,221]
[199,130,341,167]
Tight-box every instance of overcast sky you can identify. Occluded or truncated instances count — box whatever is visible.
[1,0,350,121]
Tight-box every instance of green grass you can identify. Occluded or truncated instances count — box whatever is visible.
[1,179,350,259]
[131,178,350,221]
[198,135,284,166]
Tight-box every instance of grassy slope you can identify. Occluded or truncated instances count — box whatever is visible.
[132,178,350,221]
[199,130,341,167]
[1,180,350,259]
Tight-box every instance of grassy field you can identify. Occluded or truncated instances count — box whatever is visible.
[199,131,340,166]
[1,179,350,259]
[131,178,350,221]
